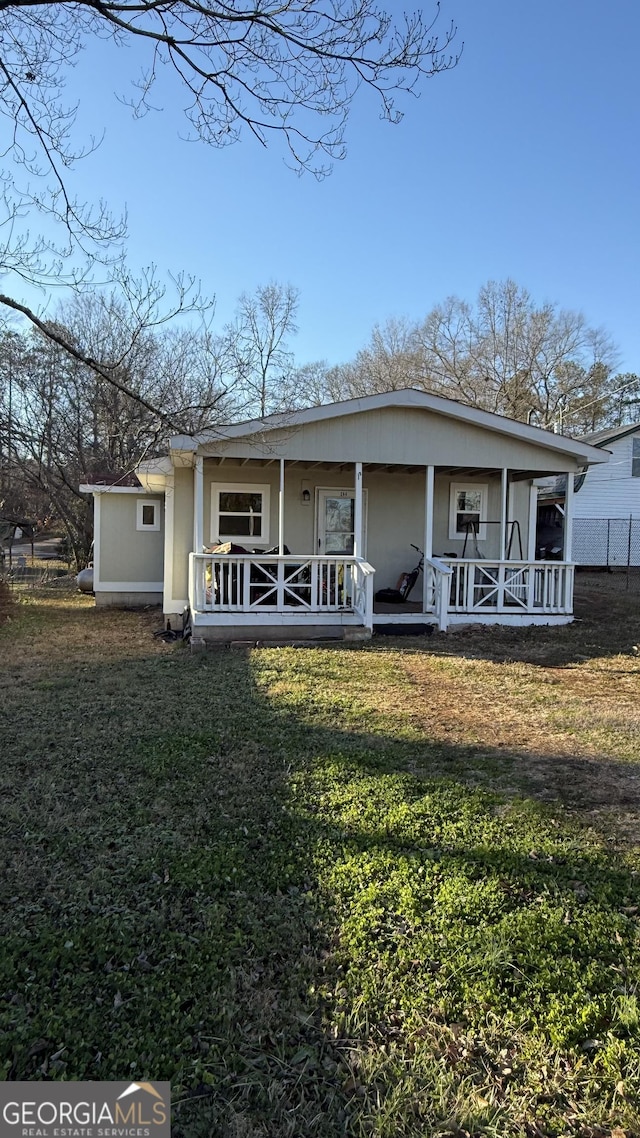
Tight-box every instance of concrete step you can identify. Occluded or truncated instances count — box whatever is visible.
[190,624,373,652]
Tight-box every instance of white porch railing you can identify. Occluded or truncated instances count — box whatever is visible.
[189,553,573,634]
[440,559,574,616]
[423,556,454,632]
[189,553,375,630]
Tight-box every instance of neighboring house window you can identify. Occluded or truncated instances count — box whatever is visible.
[136,499,161,531]
[211,484,270,545]
[449,483,487,541]
[632,438,640,477]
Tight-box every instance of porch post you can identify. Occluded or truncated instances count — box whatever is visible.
[528,484,538,561]
[278,458,285,555]
[564,472,574,561]
[423,465,434,613]
[193,455,204,552]
[163,471,175,615]
[354,461,363,558]
[499,468,508,560]
[424,465,434,558]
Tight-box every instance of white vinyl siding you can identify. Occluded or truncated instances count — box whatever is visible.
[632,438,640,478]
[573,432,640,519]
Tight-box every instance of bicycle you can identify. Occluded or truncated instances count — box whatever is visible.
[396,544,424,601]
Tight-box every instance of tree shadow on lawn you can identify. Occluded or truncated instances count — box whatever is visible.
[0,641,639,1137]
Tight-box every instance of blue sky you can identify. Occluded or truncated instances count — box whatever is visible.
[14,0,640,372]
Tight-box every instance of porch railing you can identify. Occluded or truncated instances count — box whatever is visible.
[189,552,375,629]
[440,559,574,616]
[423,556,454,632]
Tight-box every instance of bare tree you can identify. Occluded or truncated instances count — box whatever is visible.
[0,1,457,429]
[285,360,334,408]
[318,316,424,401]
[413,280,619,431]
[322,280,622,434]
[0,291,232,564]
[228,283,300,417]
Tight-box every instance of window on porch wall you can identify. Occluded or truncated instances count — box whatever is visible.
[210,484,271,545]
[448,483,488,542]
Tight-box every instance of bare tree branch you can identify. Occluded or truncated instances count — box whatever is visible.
[0,292,185,427]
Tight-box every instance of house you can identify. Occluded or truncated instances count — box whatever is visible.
[80,389,609,641]
[537,421,640,567]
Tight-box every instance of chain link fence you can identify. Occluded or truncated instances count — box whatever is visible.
[573,516,640,569]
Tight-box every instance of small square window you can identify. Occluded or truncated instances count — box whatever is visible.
[449,483,487,541]
[136,499,161,531]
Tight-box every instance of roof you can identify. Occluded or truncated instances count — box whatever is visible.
[81,472,142,488]
[580,421,640,447]
[169,388,608,467]
[79,458,172,495]
[538,419,640,501]
[536,472,588,501]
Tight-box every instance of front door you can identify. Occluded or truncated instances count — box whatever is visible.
[317,489,366,555]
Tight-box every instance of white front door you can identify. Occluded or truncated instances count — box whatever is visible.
[317,489,366,555]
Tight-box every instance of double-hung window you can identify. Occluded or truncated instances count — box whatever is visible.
[449,483,487,541]
[211,483,270,545]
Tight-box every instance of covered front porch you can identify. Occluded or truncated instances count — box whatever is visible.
[189,548,574,636]
[184,455,578,638]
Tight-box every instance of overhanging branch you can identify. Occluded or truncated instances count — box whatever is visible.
[0,292,185,430]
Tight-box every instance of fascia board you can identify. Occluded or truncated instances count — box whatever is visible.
[79,484,145,494]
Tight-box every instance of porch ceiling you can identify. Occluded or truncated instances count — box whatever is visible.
[207,456,424,474]
[205,457,556,480]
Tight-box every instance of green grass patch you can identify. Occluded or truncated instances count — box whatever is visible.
[0,591,639,1136]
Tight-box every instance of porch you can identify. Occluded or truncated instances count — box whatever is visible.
[188,550,575,636]
[181,444,579,639]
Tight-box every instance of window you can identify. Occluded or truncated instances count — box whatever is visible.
[449,483,487,541]
[136,498,160,531]
[211,483,270,545]
[632,438,640,478]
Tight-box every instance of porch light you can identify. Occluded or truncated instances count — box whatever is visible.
[301,488,311,504]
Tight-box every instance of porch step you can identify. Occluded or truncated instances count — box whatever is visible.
[374,622,435,637]
[191,623,366,650]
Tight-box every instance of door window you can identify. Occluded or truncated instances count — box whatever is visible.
[317,489,366,555]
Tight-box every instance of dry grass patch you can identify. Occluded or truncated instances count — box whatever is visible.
[396,653,640,761]
[373,575,640,848]
[0,578,14,625]
[3,584,168,669]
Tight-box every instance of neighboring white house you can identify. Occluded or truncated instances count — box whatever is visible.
[538,421,640,567]
[80,389,609,641]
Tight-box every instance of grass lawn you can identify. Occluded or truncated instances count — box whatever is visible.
[1,578,639,1137]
